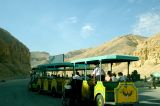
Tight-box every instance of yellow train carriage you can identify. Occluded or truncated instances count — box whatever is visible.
[71,55,139,106]
[37,62,74,96]
[37,75,57,96]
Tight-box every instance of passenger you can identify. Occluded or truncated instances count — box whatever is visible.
[73,72,82,80]
[105,71,112,82]
[66,74,68,78]
[80,74,89,80]
[47,74,50,77]
[112,73,118,82]
[50,74,55,78]
[127,74,132,81]
[92,64,106,82]
[57,74,60,77]
[87,74,91,79]
[118,72,126,82]
[43,73,47,78]
[64,80,72,90]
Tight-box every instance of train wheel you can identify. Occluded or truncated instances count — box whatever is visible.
[96,94,104,106]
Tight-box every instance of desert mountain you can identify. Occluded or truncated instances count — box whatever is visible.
[31,34,160,77]
[133,33,160,77]
[65,34,147,61]
[64,34,148,77]
[65,34,160,77]
[0,28,31,80]
[30,51,50,68]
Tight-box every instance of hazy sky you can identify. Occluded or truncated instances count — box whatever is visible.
[0,0,160,55]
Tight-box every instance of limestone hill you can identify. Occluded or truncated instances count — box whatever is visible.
[134,33,160,77]
[30,51,50,68]
[65,34,147,61]
[0,28,31,80]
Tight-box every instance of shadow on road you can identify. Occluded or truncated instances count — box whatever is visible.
[137,87,160,106]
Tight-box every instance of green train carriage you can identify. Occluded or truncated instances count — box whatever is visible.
[68,54,139,106]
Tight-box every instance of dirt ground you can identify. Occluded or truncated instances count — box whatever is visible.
[0,79,160,106]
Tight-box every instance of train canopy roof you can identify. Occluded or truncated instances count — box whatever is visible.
[38,62,73,68]
[71,55,139,64]
[37,62,74,71]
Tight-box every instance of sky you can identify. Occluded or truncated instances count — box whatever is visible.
[0,0,160,55]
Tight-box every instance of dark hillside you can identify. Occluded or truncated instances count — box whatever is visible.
[0,28,31,80]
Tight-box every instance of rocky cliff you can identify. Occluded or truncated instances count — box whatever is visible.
[30,51,50,68]
[133,33,160,77]
[0,28,31,80]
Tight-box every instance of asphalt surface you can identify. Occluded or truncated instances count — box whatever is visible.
[0,79,160,106]
[138,87,160,106]
[0,79,61,106]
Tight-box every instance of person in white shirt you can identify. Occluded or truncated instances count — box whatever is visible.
[112,73,118,82]
[92,64,106,81]
[73,71,82,80]
[118,72,126,82]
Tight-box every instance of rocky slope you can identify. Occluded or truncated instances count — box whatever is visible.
[65,34,160,77]
[133,33,160,77]
[65,34,147,61]
[0,28,31,80]
[30,51,50,68]
[64,34,148,77]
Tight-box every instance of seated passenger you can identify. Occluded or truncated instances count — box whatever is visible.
[64,80,72,90]
[57,74,60,77]
[44,73,47,77]
[50,74,56,78]
[73,72,82,80]
[118,72,126,82]
[81,75,90,80]
[112,73,118,82]
[105,71,112,82]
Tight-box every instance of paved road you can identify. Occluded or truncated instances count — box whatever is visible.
[0,79,61,106]
[0,79,160,106]
[138,87,160,106]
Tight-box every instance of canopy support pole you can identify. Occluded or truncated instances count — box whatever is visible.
[127,61,130,77]
[85,61,87,80]
[100,60,102,81]
[64,67,66,77]
[73,63,75,76]
[111,63,113,72]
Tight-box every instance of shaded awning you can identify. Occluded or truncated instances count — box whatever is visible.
[71,54,139,64]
